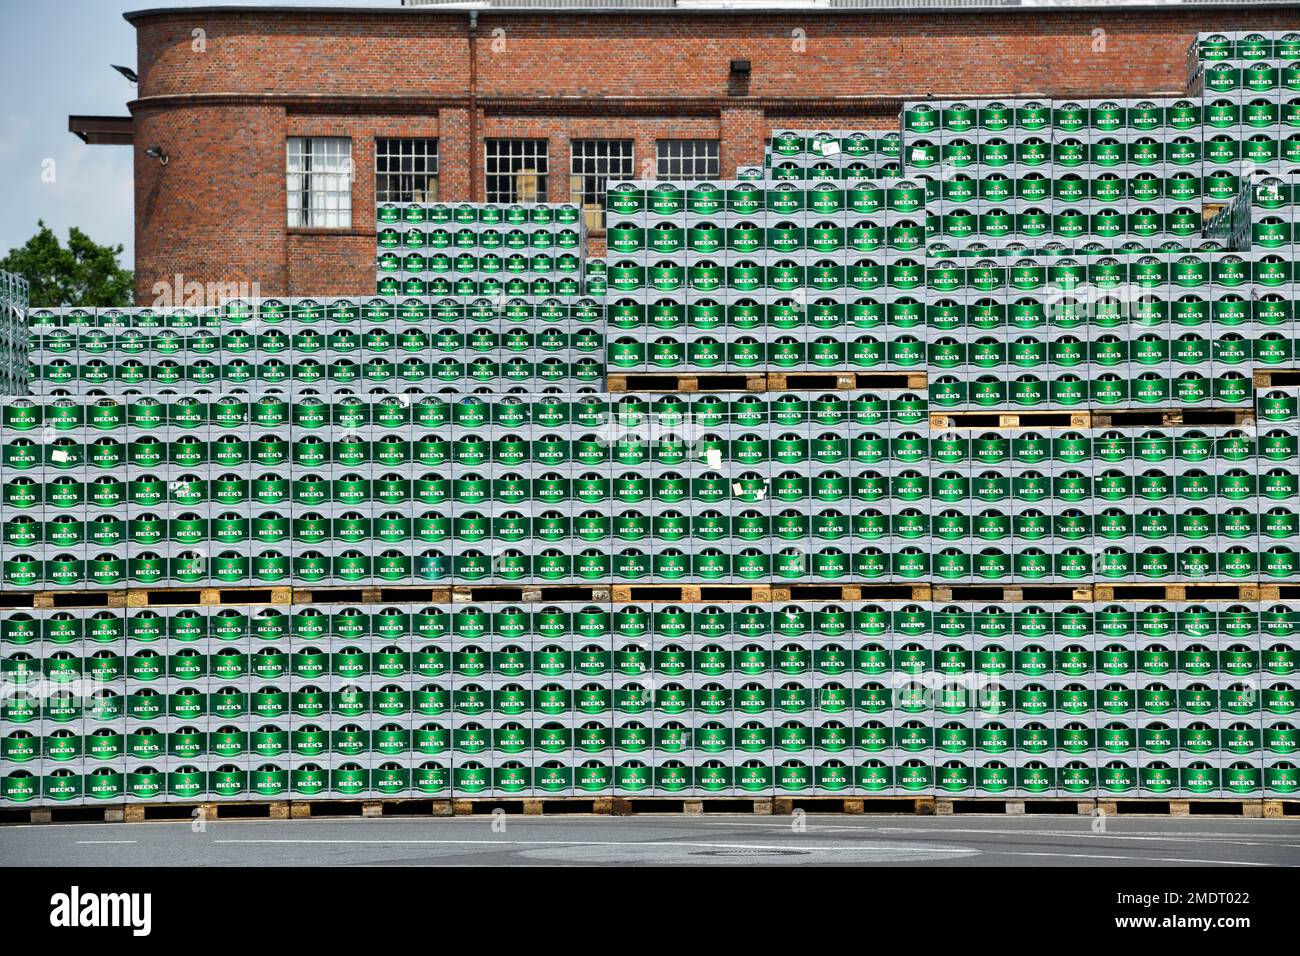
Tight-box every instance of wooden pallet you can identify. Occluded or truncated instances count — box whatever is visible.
[454,796,934,816]
[5,797,1290,825]
[295,584,615,606]
[930,411,1093,431]
[611,583,780,604]
[931,407,1255,431]
[1253,369,1300,389]
[607,372,767,393]
[6,799,454,825]
[0,587,293,610]
[1,798,762,822]
[936,798,1098,816]
[285,799,453,820]
[609,585,1075,605]
[611,584,938,604]
[937,798,1287,817]
[1094,799,1287,818]
[2,590,129,610]
[133,587,293,608]
[772,796,938,815]
[1090,407,1255,428]
[831,584,1287,605]
[6,583,1289,614]
[450,797,776,816]
[608,371,926,394]
[766,371,928,392]
[292,585,448,606]
[934,584,1283,604]
[1087,584,1281,603]
[9,802,292,825]
[928,585,1096,604]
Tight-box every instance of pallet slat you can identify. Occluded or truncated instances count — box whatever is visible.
[8,797,1289,824]
[1,582,1287,610]
[608,371,925,393]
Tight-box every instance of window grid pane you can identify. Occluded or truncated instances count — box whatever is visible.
[656,139,720,181]
[571,139,634,230]
[485,138,549,204]
[287,136,353,228]
[376,137,440,204]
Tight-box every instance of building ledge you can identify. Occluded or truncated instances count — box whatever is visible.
[287,227,377,238]
[69,116,134,146]
[123,1,1300,21]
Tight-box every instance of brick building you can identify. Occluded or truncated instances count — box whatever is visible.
[70,0,1300,303]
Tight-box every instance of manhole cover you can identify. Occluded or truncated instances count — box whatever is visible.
[688,848,810,858]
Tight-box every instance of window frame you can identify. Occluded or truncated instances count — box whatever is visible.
[374,137,440,205]
[570,138,635,231]
[286,136,354,229]
[484,138,550,204]
[655,138,721,181]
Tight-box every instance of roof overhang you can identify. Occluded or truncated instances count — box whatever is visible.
[123,1,1300,22]
[69,115,135,145]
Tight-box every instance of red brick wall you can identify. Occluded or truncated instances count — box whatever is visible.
[133,8,1300,100]
[720,106,768,174]
[284,114,441,295]
[285,231,377,297]
[438,108,472,201]
[133,107,448,302]
[134,105,287,305]
[125,6,1300,302]
[135,13,471,99]
[480,115,723,203]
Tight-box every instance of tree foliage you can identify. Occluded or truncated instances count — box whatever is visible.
[1,221,133,307]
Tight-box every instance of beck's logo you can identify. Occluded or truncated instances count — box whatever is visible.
[49,886,152,937]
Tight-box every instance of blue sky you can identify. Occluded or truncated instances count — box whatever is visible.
[0,0,396,271]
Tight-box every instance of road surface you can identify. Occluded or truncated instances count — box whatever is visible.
[3,814,1298,866]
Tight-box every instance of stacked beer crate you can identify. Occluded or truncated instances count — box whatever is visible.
[1,31,1298,812]
[0,270,29,396]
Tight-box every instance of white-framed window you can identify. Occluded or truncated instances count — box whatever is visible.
[287,137,353,228]
[375,137,439,203]
[570,139,634,230]
[656,139,720,181]
[485,138,548,203]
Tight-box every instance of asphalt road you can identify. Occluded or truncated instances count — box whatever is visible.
[3,814,1299,866]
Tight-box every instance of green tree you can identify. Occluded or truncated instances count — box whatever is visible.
[0,221,133,307]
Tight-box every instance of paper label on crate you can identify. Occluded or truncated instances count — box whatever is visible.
[910,148,928,162]
[51,449,69,463]
[707,449,723,470]
[818,141,840,157]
